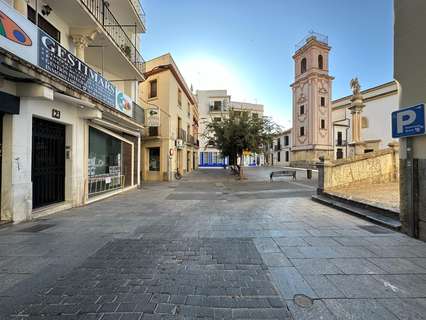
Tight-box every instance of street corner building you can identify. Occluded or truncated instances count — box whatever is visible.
[267,129,292,167]
[196,89,265,167]
[140,53,200,182]
[0,0,147,223]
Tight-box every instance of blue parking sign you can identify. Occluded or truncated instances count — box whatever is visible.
[392,104,426,138]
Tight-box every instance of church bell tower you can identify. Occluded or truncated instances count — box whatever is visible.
[290,33,334,167]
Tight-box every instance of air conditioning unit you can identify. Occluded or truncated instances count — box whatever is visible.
[176,139,184,149]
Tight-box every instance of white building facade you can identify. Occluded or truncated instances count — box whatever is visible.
[332,81,399,160]
[0,0,146,223]
[272,129,292,166]
[196,90,264,167]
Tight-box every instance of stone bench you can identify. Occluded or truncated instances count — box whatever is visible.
[270,170,297,181]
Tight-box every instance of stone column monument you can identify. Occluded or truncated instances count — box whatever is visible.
[348,78,366,155]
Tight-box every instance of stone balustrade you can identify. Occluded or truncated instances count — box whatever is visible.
[317,142,400,193]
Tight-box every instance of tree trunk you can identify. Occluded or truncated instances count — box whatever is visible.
[237,152,246,180]
[239,165,245,180]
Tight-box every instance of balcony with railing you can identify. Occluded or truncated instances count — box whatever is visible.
[80,0,145,75]
[128,0,146,30]
[186,134,200,146]
[178,129,187,143]
[336,139,347,147]
[209,100,227,113]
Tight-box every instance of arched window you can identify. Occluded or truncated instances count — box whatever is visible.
[301,58,307,73]
[318,55,324,69]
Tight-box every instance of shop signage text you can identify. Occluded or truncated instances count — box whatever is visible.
[146,107,160,127]
[0,3,134,118]
[39,30,117,108]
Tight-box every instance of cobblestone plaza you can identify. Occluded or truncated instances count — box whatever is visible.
[0,168,425,319]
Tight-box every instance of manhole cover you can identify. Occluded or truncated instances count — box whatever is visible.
[294,294,313,308]
[358,225,393,234]
[19,224,54,233]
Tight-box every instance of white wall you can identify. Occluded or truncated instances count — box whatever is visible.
[196,90,228,154]
[334,94,398,149]
[2,94,86,222]
[332,84,399,157]
[361,94,399,148]
[272,132,291,166]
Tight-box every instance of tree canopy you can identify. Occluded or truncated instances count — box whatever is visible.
[203,110,281,167]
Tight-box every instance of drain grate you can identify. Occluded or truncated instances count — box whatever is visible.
[294,294,313,308]
[18,224,55,233]
[358,225,393,234]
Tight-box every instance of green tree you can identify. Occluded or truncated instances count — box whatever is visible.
[203,110,280,178]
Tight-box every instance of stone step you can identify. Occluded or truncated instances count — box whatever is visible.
[312,193,401,231]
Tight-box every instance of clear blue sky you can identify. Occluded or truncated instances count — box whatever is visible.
[141,0,394,128]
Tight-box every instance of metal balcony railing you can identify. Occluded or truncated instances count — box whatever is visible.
[274,145,282,151]
[80,0,145,75]
[186,134,198,146]
[209,105,222,112]
[178,129,187,142]
[336,140,347,146]
[128,0,146,28]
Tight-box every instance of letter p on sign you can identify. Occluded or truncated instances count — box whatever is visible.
[397,110,416,134]
[392,104,426,138]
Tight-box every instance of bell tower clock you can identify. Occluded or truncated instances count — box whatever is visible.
[290,33,334,167]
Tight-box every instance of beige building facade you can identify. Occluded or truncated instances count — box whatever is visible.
[0,0,146,223]
[291,34,334,168]
[140,54,199,181]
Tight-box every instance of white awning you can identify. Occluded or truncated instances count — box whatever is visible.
[54,92,96,109]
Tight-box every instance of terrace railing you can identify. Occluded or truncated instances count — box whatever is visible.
[80,0,145,74]
[129,0,146,27]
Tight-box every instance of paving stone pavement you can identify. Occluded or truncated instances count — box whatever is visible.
[0,167,425,319]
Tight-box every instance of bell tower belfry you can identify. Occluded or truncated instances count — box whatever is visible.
[290,33,334,167]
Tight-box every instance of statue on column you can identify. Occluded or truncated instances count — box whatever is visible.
[350,78,361,96]
[348,77,366,154]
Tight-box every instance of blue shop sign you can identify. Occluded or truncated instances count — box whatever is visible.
[38,30,116,108]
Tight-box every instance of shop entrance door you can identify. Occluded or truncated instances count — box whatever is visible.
[32,117,65,209]
[193,152,196,170]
